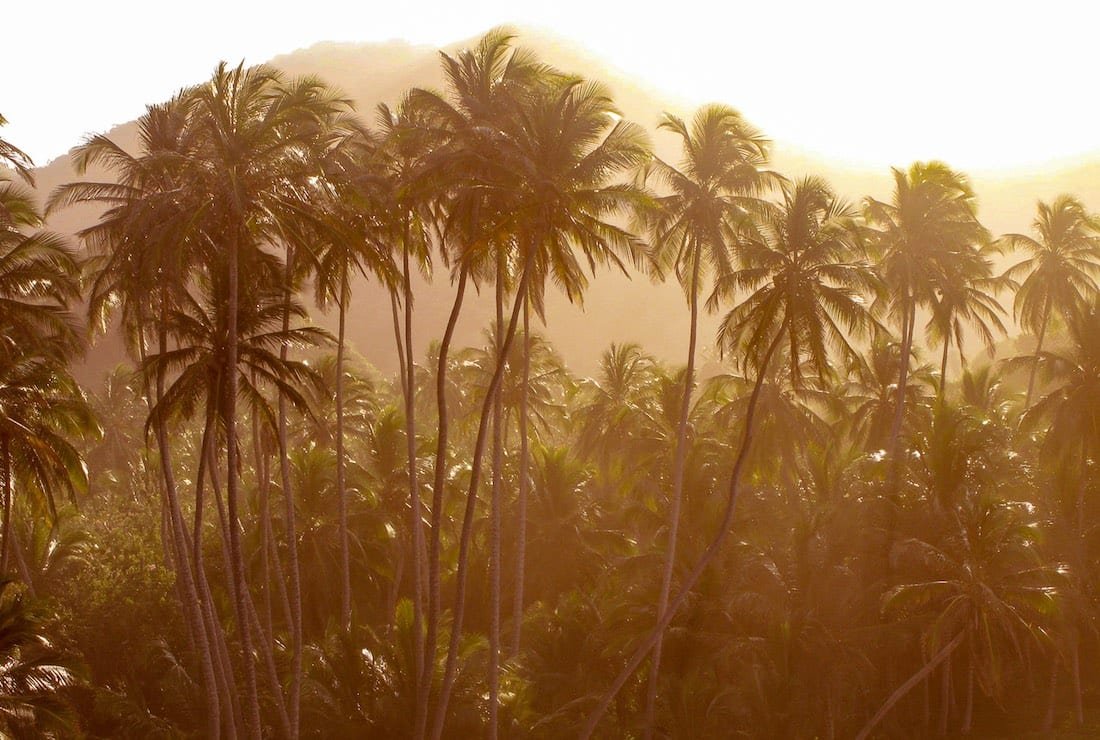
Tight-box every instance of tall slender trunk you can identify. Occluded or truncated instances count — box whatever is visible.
[418,265,468,739]
[225,223,263,740]
[1073,638,1084,726]
[510,297,530,657]
[853,633,964,740]
[391,292,408,400]
[277,249,303,738]
[336,269,352,629]
[0,436,10,576]
[644,241,701,738]
[1024,297,1052,410]
[580,324,787,738]
[403,226,427,716]
[154,314,223,739]
[430,264,531,740]
[962,652,974,734]
[254,402,275,643]
[938,333,950,410]
[195,408,243,738]
[889,298,916,475]
[488,251,506,740]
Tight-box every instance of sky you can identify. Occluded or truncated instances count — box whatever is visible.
[5,1,1100,172]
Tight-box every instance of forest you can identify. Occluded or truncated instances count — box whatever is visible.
[0,25,1098,739]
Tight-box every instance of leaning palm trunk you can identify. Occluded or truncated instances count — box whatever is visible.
[854,633,965,740]
[430,264,531,740]
[224,224,264,740]
[579,325,786,738]
[488,251,506,740]
[938,334,951,410]
[1024,297,1052,410]
[418,265,469,739]
[277,250,303,737]
[644,245,701,737]
[153,318,223,739]
[336,270,352,629]
[510,297,531,657]
[402,229,427,706]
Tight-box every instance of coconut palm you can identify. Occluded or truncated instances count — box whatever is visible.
[0,115,33,184]
[432,65,649,738]
[636,104,774,732]
[186,62,350,739]
[865,162,987,471]
[47,97,232,737]
[925,241,1008,405]
[0,580,79,738]
[581,175,878,736]
[999,195,1100,409]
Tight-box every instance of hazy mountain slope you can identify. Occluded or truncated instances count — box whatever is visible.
[29,28,1100,384]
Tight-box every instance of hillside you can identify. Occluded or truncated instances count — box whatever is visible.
[29,28,1100,384]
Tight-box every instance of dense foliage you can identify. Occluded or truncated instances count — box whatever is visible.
[3,27,1100,739]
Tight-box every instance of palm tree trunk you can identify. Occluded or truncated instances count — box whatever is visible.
[431,264,531,740]
[510,296,530,657]
[336,270,352,629]
[402,229,427,710]
[1043,657,1058,732]
[644,242,701,738]
[1024,297,1052,410]
[488,249,506,740]
[225,223,263,740]
[277,249,303,738]
[195,407,243,738]
[854,633,964,740]
[579,323,788,739]
[419,265,469,740]
[889,298,916,475]
[154,317,223,739]
[392,292,408,400]
[1073,638,1084,726]
[962,652,974,735]
[0,436,10,576]
[938,334,951,410]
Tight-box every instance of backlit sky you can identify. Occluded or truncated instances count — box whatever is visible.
[5,1,1100,172]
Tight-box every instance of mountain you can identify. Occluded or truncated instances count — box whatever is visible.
[28,27,1100,385]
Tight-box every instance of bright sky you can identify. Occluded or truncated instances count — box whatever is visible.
[5,1,1099,172]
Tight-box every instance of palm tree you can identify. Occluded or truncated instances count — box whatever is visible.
[49,97,230,737]
[637,104,773,733]
[581,175,878,736]
[0,347,98,577]
[406,28,548,737]
[865,162,987,472]
[0,115,33,184]
[187,62,350,740]
[999,195,1100,409]
[0,580,79,737]
[925,241,1008,406]
[433,65,649,738]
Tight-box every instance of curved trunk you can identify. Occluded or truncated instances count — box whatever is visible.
[418,265,469,739]
[888,298,916,476]
[154,316,223,739]
[644,242,701,738]
[488,250,506,740]
[580,324,787,738]
[403,229,427,712]
[430,264,531,740]
[277,248,303,737]
[391,292,408,400]
[336,269,352,629]
[1024,296,1052,410]
[510,297,530,657]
